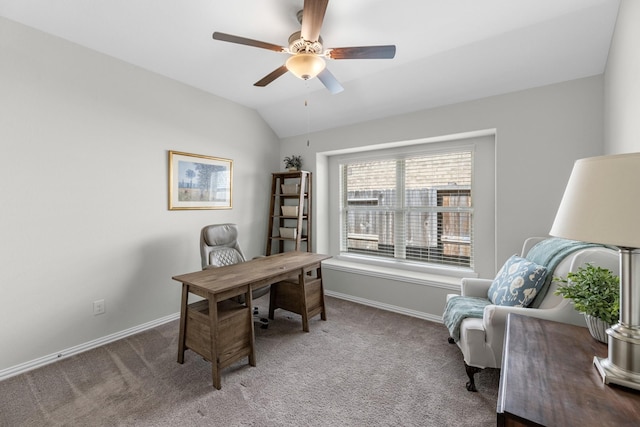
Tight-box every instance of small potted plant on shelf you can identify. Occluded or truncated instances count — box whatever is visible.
[283,155,302,171]
[554,263,619,344]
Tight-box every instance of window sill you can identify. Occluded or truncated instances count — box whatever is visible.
[322,256,478,291]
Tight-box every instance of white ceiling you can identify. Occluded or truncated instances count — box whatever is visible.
[0,0,620,138]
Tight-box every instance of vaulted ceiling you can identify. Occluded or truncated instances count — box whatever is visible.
[0,0,620,138]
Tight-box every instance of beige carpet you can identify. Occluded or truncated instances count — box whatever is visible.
[0,296,500,426]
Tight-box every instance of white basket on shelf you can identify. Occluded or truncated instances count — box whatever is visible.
[281,206,299,216]
[279,227,297,239]
[281,184,300,194]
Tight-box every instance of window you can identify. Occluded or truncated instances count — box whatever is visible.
[339,150,473,269]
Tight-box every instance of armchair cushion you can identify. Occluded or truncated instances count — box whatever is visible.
[487,255,547,307]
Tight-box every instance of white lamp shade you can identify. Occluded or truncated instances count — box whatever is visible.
[286,53,325,80]
[550,152,640,248]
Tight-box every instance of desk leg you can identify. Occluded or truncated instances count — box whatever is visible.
[246,287,256,367]
[299,271,310,333]
[208,295,221,389]
[317,265,327,321]
[268,288,276,320]
[177,283,189,364]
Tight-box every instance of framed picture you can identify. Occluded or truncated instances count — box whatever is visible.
[168,150,232,210]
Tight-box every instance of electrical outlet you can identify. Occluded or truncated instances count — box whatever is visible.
[93,299,105,316]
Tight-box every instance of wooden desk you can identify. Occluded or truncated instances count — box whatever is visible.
[172,251,331,389]
[497,314,640,426]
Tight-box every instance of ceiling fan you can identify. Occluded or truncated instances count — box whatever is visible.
[212,0,396,94]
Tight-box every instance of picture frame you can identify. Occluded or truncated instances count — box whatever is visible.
[168,150,232,210]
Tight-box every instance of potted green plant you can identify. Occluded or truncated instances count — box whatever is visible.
[283,155,302,171]
[554,263,619,343]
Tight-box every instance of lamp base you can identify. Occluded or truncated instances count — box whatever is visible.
[594,356,640,391]
[593,322,640,391]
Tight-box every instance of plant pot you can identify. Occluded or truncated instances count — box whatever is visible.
[585,314,611,344]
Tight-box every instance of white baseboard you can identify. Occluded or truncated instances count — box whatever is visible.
[325,290,443,324]
[0,312,180,382]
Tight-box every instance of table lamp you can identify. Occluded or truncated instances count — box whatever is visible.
[550,152,640,391]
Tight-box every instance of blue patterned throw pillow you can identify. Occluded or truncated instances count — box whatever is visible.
[488,255,548,307]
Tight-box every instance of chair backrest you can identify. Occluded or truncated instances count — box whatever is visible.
[520,237,545,255]
[520,237,619,311]
[537,246,619,310]
[200,223,247,269]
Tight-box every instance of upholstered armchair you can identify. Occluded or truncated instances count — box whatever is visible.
[443,237,619,391]
[200,223,270,327]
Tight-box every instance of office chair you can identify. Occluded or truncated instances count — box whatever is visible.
[200,223,269,328]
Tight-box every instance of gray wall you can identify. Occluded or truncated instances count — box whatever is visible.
[282,76,605,320]
[0,17,280,372]
[604,0,640,154]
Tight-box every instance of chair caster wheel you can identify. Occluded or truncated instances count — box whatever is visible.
[257,317,268,329]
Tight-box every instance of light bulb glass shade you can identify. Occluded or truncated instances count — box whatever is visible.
[550,152,640,248]
[286,53,325,80]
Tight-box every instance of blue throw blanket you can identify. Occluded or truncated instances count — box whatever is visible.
[525,237,601,308]
[443,296,492,342]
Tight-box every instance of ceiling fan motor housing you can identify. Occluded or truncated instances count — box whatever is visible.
[288,31,323,54]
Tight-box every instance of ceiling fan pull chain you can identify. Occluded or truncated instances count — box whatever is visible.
[305,97,311,147]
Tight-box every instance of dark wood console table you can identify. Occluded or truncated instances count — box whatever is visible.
[497,314,640,426]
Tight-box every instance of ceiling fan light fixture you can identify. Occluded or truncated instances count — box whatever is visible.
[286,53,325,80]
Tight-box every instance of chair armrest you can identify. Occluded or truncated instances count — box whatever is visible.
[484,304,576,330]
[482,304,578,358]
[483,305,536,339]
[461,278,492,298]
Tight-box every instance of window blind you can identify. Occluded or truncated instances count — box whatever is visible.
[340,150,473,268]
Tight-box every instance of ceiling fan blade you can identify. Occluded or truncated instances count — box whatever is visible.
[328,45,396,60]
[254,65,289,87]
[301,0,329,42]
[212,32,285,53]
[317,68,344,94]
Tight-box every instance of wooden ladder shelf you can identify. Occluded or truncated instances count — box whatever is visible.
[266,171,312,255]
